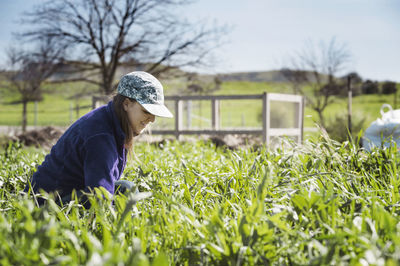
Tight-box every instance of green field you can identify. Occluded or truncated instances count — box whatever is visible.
[0,81,96,127]
[2,136,400,264]
[0,80,398,133]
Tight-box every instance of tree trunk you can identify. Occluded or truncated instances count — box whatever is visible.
[102,75,114,95]
[105,80,113,95]
[22,101,28,133]
[317,110,325,128]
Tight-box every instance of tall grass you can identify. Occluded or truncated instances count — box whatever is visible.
[1,134,400,264]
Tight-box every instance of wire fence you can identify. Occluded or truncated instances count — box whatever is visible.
[1,93,307,146]
[0,101,92,127]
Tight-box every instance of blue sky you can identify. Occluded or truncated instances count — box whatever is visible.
[0,0,399,81]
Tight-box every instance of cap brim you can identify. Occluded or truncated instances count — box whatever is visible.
[141,103,173,118]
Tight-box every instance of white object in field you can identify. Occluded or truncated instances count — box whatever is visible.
[363,104,400,151]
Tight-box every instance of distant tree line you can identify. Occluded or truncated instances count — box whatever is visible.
[359,80,397,95]
[323,72,397,97]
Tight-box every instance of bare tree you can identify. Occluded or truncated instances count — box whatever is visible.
[20,0,226,95]
[283,38,351,127]
[3,38,63,132]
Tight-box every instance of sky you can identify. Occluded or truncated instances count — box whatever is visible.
[0,0,399,82]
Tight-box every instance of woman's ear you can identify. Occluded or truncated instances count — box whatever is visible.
[123,98,130,111]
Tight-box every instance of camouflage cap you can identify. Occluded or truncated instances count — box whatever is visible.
[117,71,173,118]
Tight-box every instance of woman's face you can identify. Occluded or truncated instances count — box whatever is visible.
[123,99,156,136]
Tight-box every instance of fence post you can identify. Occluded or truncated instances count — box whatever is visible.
[347,76,352,136]
[92,96,97,109]
[187,100,192,129]
[299,97,305,144]
[211,99,220,130]
[262,92,270,144]
[175,98,183,140]
[293,97,304,144]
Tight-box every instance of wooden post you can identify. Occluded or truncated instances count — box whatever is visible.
[293,102,298,128]
[262,92,270,144]
[92,96,97,109]
[211,99,220,130]
[347,76,352,136]
[175,99,183,140]
[299,97,305,144]
[187,100,192,129]
[293,101,299,142]
[22,101,27,133]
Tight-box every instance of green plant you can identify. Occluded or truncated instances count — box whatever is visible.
[324,111,366,143]
[381,81,397,95]
[2,135,400,264]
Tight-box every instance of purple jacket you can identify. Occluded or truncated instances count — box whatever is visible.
[26,101,127,197]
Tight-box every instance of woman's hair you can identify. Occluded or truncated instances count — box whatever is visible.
[113,94,135,150]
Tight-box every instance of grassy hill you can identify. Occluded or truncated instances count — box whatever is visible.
[218,70,289,83]
[0,73,398,142]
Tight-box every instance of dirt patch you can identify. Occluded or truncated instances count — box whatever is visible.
[11,126,64,149]
[136,133,263,150]
[208,134,263,150]
[4,126,265,151]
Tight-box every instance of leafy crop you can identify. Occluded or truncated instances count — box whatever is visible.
[1,135,400,265]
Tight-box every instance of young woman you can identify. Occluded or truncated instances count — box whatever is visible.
[25,71,173,205]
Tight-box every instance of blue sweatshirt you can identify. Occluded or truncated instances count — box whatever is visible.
[26,101,127,198]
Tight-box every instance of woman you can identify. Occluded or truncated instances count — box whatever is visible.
[25,71,173,205]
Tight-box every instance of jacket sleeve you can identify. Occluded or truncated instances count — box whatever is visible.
[82,133,120,195]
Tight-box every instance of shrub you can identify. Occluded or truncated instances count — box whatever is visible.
[325,82,363,97]
[381,81,397,95]
[324,111,366,143]
[361,80,379,94]
[333,72,363,97]
[321,83,346,97]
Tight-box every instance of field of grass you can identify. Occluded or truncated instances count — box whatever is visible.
[2,135,400,264]
[217,81,399,129]
[0,80,398,133]
[0,81,96,127]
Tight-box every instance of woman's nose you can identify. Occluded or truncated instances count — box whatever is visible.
[148,114,155,123]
